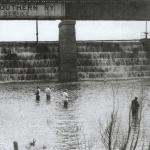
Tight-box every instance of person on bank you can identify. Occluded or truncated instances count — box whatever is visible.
[35,86,40,100]
[131,97,140,116]
[63,89,71,108]
[45,85,51,100]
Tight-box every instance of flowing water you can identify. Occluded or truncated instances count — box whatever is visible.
[0,80,150,150]
[0,43,59,82]
[1,41,150,82]
[77,41,150,80]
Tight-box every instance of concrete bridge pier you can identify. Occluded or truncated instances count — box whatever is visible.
[59,20,77,82]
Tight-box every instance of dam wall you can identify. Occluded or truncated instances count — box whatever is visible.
[0,42,59,82]
[0,40,150,82]
[77,40,150,80]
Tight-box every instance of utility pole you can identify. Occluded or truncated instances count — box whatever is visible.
[141,21,149,39]
[144,21,148,39]
[36,20,38,42]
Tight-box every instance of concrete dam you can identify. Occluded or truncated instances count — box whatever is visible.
[0,40,149,82]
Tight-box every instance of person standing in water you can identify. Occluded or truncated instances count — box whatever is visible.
[131,97,140,116]
[45,85,51,100]
[63,89,71,108]
[35,86,40,100]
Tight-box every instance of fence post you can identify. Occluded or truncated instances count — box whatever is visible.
[13,141,18,150]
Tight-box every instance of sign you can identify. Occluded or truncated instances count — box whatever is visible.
[0,4,65,19]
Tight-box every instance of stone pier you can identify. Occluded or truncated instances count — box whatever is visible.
[58,20,77,82]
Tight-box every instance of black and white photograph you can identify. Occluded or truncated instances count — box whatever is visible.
[0,0,150,149]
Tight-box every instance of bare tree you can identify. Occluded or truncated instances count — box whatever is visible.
[97,110,120,150]
[97,82,147,150]
[119,82,146,150]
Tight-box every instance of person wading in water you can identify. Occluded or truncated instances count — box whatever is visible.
[131,97,140,116]
[35,86,40,101]
[63,89,71,108]
[45,85,51,100]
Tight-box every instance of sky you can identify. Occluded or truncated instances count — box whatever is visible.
[0,20,149,41]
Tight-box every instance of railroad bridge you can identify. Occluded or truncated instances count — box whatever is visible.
[0,0,150,82]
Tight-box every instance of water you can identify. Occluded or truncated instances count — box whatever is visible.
[77,41,150,80]
[1,41,150,82]
[0,80,150,150]
[0,43,59,82]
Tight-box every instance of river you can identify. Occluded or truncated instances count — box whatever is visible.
[0,80,150,150]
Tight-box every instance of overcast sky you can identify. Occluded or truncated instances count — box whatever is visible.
[0,20,149,41]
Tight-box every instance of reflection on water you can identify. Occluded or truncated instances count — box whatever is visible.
[46,99,51,105]
[35,99,40,105]
[132,113,139,128]
[53,83,80,150]
[131,113,140,143]
[0,80,150,150]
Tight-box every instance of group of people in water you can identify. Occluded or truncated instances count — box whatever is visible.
[35,86,71,108]
[35,85,140,113]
